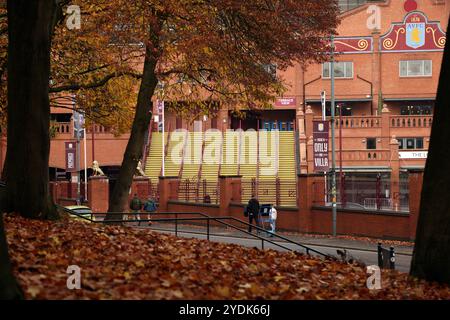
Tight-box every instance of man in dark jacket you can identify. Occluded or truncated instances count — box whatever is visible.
[129,194,142,224]
[247,195,260,233]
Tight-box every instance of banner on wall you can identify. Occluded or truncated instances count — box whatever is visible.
[313,121,330,172]
[275,97,296,107]
[65,141,77,172]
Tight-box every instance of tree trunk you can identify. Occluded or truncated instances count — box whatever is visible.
[107,45,159,216]
[4,0,57,219]
[410,17,450,284]
[0,214,23,299]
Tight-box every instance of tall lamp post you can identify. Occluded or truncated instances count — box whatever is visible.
[338,103,345,207]
[157,82,166,177]
[330,35,337,237]
[73,109,83,205]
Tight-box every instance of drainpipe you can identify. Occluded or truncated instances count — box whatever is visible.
[357,75,373,115]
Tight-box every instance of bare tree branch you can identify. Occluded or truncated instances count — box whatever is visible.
[49,71,142,93]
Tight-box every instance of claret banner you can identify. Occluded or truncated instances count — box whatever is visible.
[313,121,329,172]
[65,142,77,172]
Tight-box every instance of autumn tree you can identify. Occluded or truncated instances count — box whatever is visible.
[101,0,340,214]
[410,15,450,285]
[48,1,142,134]
[1,0,75,220]
[0,4,7,131]
[0,0,66,300]
[1,0,140,218]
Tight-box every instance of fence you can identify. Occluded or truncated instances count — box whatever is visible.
[177,179,220,204]
[313,173,410,212]
[241,178,297,207]
[390,116,433,128]
[49,181,87,204]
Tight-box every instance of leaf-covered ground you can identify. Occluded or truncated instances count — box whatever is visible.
[4,214,449,300]
[154,222,414,247]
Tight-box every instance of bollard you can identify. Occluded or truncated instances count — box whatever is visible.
[389,246,395,270]
[377,242,383,268]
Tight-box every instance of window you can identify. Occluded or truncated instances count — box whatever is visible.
[400,60,432,77]
[338,0,368,12]
[322,62,353,79]
[416,138,424,149]
[325,105,352,116]
[400,105,432,115]
[398,137,424,150]
[366,138,376,150]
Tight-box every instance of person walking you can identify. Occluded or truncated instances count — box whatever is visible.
[247,194,260,233]
[269,205,277,237]
[129,193,142,224]
[143,197,157,226]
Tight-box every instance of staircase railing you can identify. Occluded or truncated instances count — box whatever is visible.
[58,205,332,259]
[294,128,301,176]
[256,129,260,198]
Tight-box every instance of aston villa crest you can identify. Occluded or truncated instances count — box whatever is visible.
[406,21,425,49]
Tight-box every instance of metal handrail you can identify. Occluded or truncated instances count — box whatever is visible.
[61,208,331,258]
[2,183,324,258]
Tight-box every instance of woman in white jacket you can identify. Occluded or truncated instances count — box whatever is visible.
[269,205,277,237]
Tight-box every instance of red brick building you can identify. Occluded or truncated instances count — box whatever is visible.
[0,0,448,239]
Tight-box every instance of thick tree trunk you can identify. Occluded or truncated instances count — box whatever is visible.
[4,0,57,219]
[410,17,450,284]
[0,214,23,299]
[107,45,158,216]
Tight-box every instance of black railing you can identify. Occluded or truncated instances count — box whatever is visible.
[58,205,331,259]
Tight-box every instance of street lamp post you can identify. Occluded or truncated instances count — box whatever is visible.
[330,35,337,237]
[73,110,83,205]
[157,82,166,177]
[338,104,345,207]
[83,125,87,202]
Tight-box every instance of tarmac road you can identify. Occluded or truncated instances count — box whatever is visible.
[146,227,412,273]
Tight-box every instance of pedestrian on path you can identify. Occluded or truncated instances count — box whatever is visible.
[143,197,157,226]
[129,193,142,224]
[247,195,260,234]
[269,205,277,237]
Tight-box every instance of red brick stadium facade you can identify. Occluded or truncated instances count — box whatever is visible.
[1,0,449,240]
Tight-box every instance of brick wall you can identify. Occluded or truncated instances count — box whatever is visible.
[48,171,424,240]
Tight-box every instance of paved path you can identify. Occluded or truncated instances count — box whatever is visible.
[134,222,413,273]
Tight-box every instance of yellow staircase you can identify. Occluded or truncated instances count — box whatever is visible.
[145,129,298,207]
[144,132,166,184]
[179,132,203,202]
[277,131,297,206]
[164,130,187,177]
[257,131,277,205]
[181,132,204,180]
